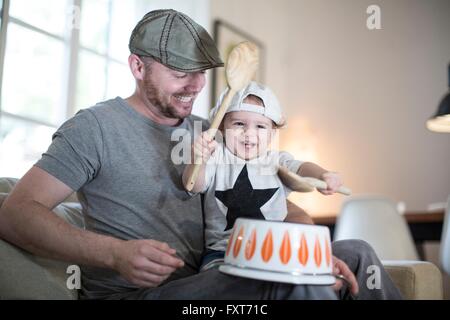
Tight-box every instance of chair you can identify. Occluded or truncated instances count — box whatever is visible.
[440,195,450,275]
[334,196,419,260]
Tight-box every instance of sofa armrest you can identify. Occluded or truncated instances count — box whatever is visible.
[0,238,78,300]
[382,260,443,300]
[0,191,83,299]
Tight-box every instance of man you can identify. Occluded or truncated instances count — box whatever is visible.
[0,9,401,300]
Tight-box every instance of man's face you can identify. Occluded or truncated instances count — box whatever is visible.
[143,61,206,120]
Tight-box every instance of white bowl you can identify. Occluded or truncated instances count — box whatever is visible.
[219,218,336,285]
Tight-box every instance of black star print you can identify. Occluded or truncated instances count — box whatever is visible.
[215,165,279,231]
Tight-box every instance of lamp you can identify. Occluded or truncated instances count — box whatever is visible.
[426,64,450,133]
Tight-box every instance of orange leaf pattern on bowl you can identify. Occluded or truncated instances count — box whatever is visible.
[245,229,257,260]
[261,229,273,262]
[325,235,331,267]
[314,235,322,267]
[226,227,236,257]
[233,226,245,258]
[298,233,309,266]
[279,231,291,264]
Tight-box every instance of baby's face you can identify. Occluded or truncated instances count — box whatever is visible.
[222,111,275,160]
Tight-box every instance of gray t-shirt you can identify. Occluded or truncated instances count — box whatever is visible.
[35,97,208,298]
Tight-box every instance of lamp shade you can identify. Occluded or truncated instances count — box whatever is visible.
[427,64,450,133]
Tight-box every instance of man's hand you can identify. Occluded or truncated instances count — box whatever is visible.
[331,255,359,296]
[319,172,343,195]
[112,239,184,288]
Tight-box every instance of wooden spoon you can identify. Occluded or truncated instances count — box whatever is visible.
[184,41,259,192]
[278,166,352,196]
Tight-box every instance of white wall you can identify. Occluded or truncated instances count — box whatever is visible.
[211,0,450,216]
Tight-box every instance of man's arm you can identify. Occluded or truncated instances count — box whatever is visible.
[0,166,183,288]
[0,166,120,265]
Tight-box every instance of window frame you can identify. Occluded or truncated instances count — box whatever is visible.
[0,0,129,130]
[0,0,132,178]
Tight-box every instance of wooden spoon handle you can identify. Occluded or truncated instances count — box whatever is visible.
[184,89,235,192]
[209,88,235,130]
[302,177,352,196]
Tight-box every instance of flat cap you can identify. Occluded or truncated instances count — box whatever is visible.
[129,9,224,72]
[210,81,286,127]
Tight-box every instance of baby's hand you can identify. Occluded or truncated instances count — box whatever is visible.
[319,172,342,195]
[193,131,218,164]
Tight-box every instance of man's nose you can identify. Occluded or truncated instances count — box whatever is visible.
[186,72,205,92]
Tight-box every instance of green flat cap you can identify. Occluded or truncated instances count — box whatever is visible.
[129,9,224,72]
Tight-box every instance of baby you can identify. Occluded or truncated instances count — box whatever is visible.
[182,81,343,271]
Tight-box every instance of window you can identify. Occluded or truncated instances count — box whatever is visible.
[0,0,210,178]
[0,0,70,177]
[0,0,211,178]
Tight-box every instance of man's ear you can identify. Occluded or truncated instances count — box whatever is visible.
[128,54,145,81]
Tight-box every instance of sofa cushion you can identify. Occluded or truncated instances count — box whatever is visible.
[0,192,84,299]
[0,177,18,193]
[0,236,78,299]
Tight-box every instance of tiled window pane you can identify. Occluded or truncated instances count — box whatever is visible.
[2,23,66,125]
[108,0,153,63]
[75,50,106,112]
[0,115,55,178]
[106,61,134,100]
[9,0,69,37]
[79,0,109,54]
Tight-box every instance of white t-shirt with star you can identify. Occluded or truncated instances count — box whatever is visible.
[200,143,303,252]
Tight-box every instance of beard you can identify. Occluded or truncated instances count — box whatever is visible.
[143,73,193,120]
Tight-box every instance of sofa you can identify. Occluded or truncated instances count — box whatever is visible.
[0,177,443,300]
